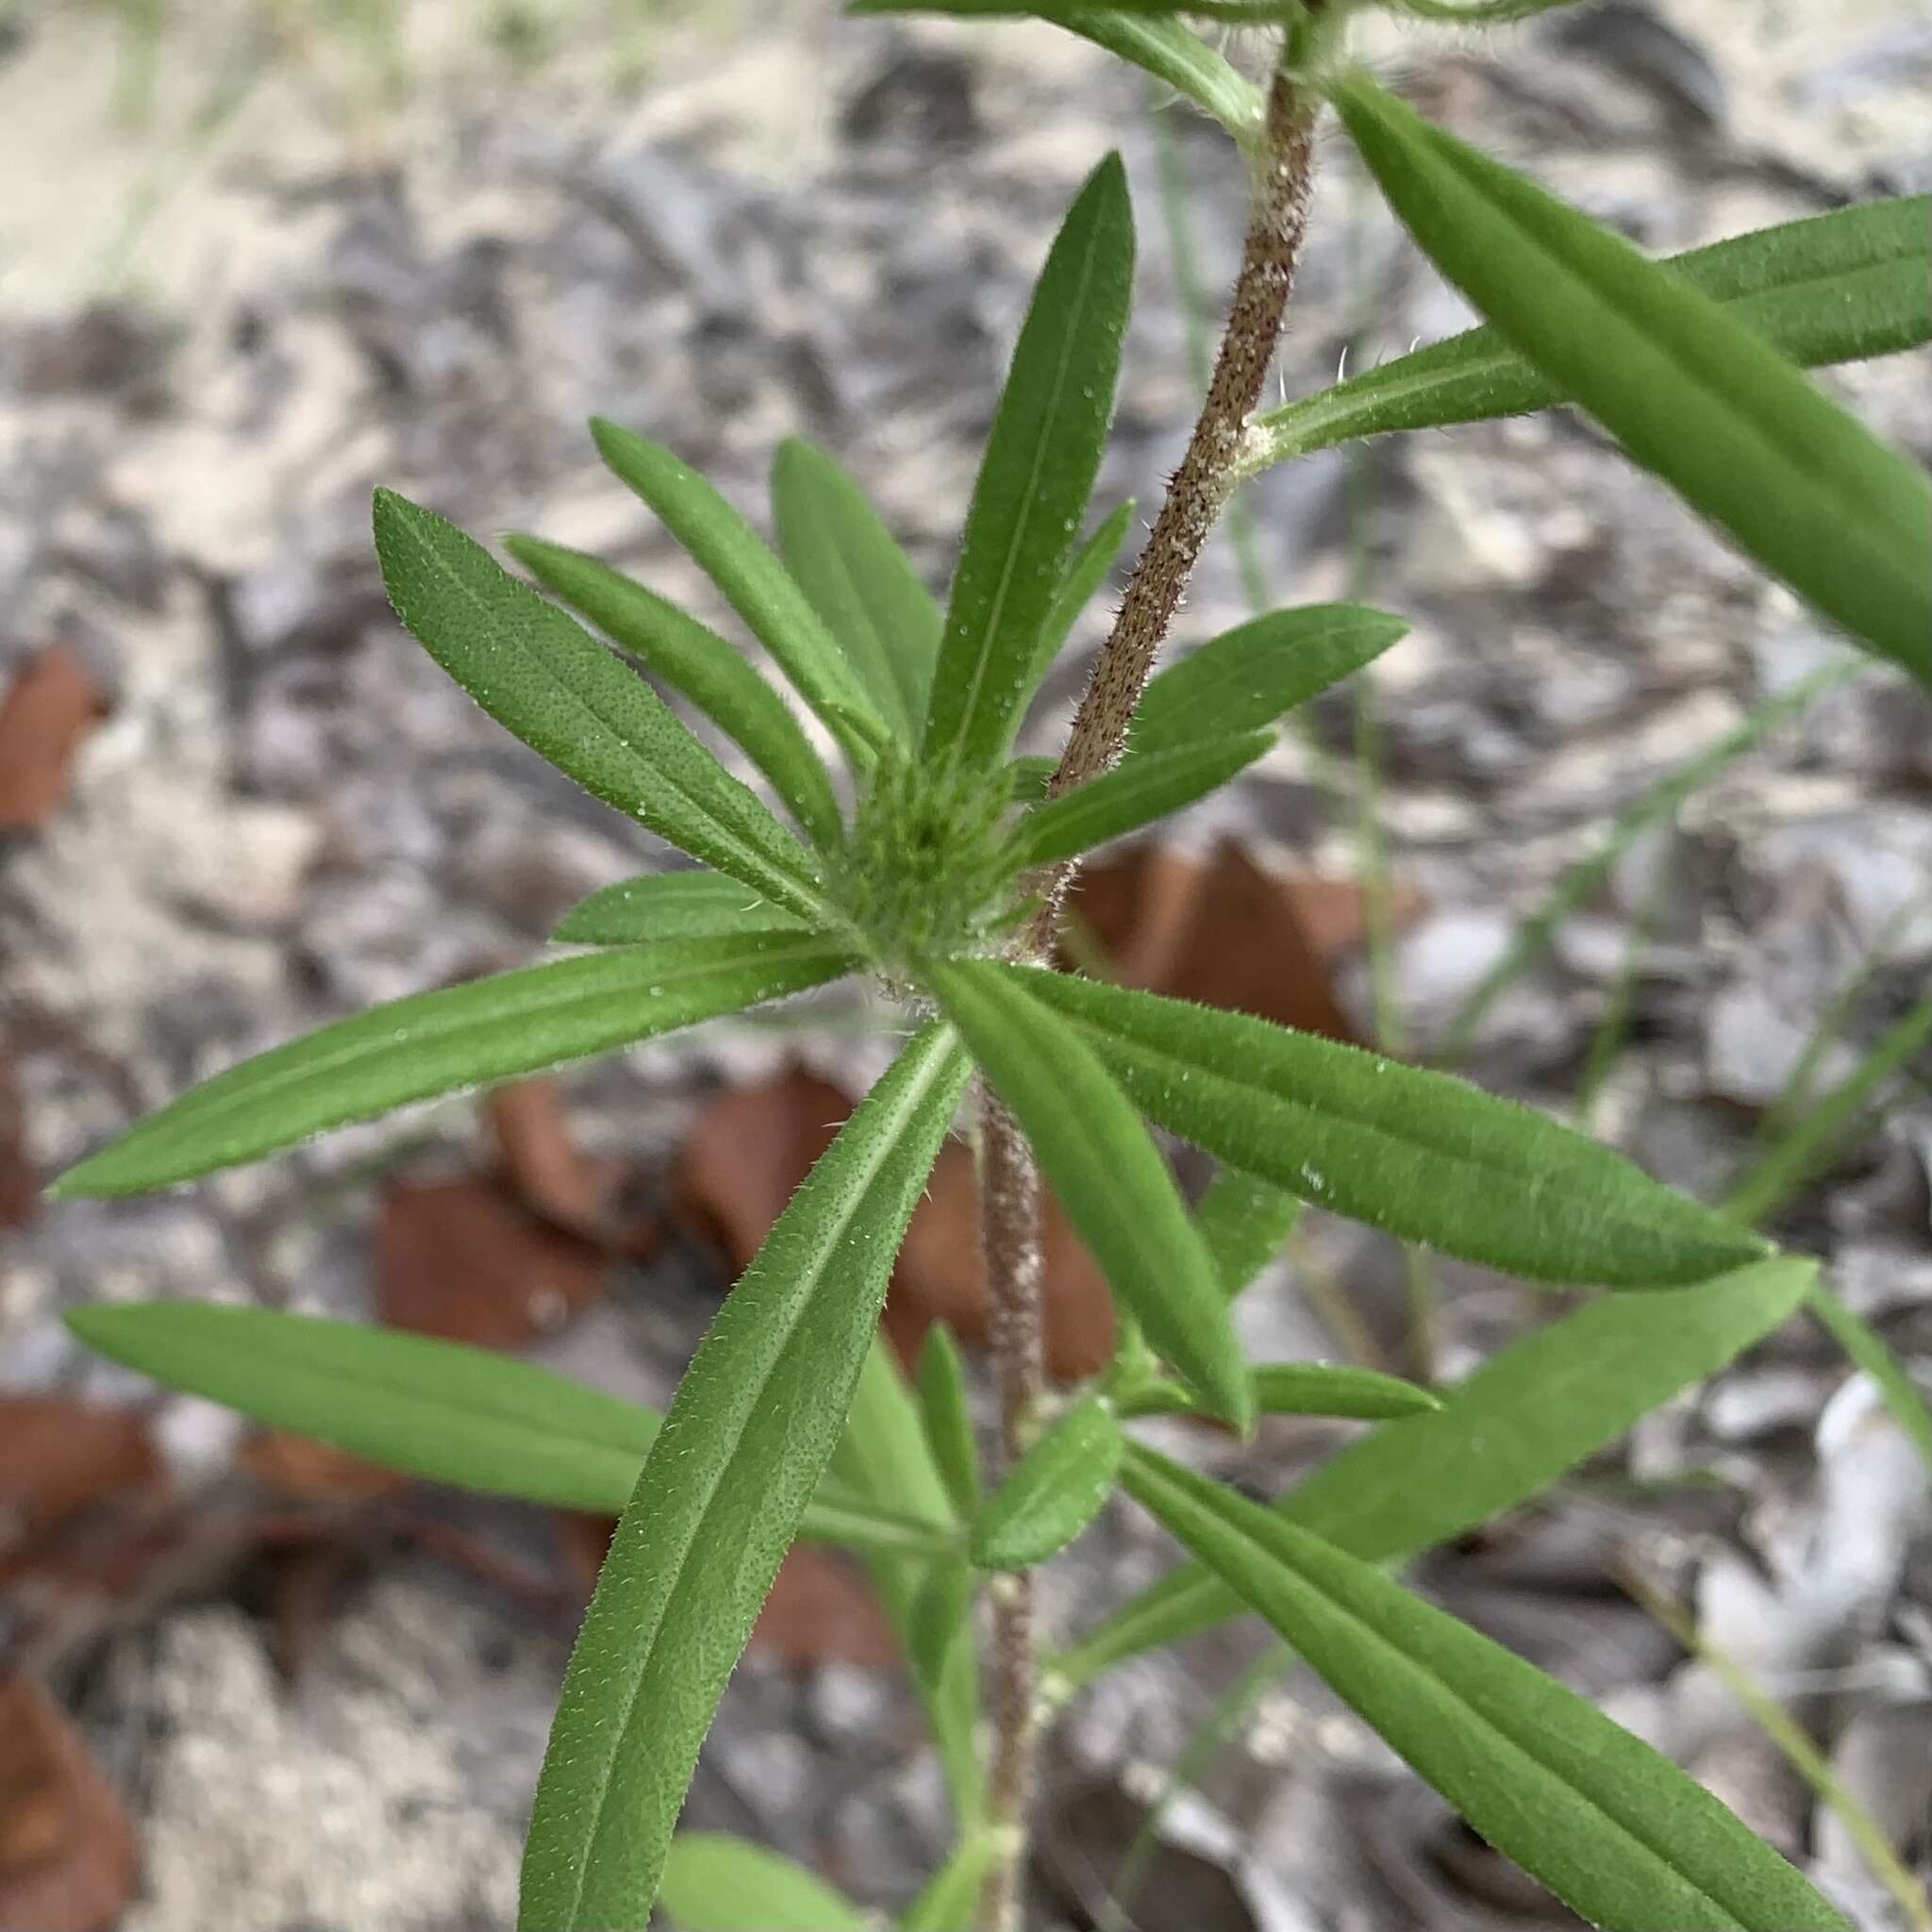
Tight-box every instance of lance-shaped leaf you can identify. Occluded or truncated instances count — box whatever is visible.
[1025,497,1138,697]
[1121,1362,1441,1423]
[372,491,827,916]
[916,1324,982,1516]
[923,958,1251,1430]
[59,1303,950,1559]
[1246,194,1932,469]
[972,1392,1123,1570]
[1121,1443,1847,1932]
[503,533,841,847]
[772,437,938,734]
[590,419,893,754]
[53,933,852,1197]
[1012,970,1766,1289]
[658,1835,868,1932]
[519,1024,971,1931]
[1008,731,1273,871]
[1331,77,1931,679]
[923,155,1135,768]
[551,871,809,947]
[830,1338,985,1824]
[1058,1257,1813,1687]
[1129,606,1409,759]
[1191,1168,1305,1301]
[1055,13,1263,145]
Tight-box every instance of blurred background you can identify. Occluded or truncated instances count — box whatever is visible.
[2,2,1930,1926]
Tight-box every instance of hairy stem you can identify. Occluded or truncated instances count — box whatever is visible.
[975,1087,1045,1932]
[974,57,1322,1932]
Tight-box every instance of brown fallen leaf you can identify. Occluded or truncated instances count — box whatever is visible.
[0,1399,161,1563]
[748,1543,899,1670]
[674,1069,1114,1382]
[0,1674,138,1932]
[0,647,108,832]
[0,1053,35,1230]
[375,1175,608,1348]
[1068,837,1424,1040]
[487,1079,660,1259]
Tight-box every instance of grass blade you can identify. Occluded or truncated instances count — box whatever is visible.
[1014,970,1766,1290]
[924,958,1251,1430]
[1123,1442,1847,1931]
[519,1024,971,1929]
[1245,195,1932,469]
[1128,605,1408,758]
[1008,730,1273,870]
[590,419,893,756]
[772,437,939,734]
[1332,77,1931,677]
[52,934,853,1197]
[1057,1257,1814,1687]
[373,491,827,916]
[504,533,841,847]
[923,155,1136,767]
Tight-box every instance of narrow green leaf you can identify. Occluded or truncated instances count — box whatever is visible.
[551,871,809,947]
[53,934,852,1197]
[64,1304,660,1510]
[853,0,1304,22]
[1003,970,1768,1290]
[589,419,894,754]
[1057,1257,1813,1687]
[972,1393,1123,1570]
[772,437,939,733]
[1008,730,1273,871]
[923,155,1136,767]
[908,1556,976,1693]
[1331,78,1931,678]
[924,958,1251,1430]
[1248,195,1932,468]
[1128,605,1409,759]
[61,1303,951,1557]
[1122,1442,1847,1932]
[830,1338,986,1825]
[503,533,841,847]
[916,1324,982,1515]
[1007,753,1058,805]
[658,1835,867,1932]
[901,1833,1002,1932]
[1055,14,1263,146]
[520,1024,971,1931]
[1026,498,1138,698]
[372,491,828,916]
[1191,1167,1305,1301]
[1121,1361,1441,1423]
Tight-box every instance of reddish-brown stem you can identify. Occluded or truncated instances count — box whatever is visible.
[974,59,1320,1932]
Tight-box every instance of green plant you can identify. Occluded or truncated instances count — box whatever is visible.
[51,0,1932,1925]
